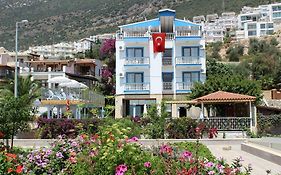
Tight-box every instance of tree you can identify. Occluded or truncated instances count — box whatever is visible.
[190,75,263,103]
[206,59,233,77]
[0,94,34,149]
[145,103,169,139]
[207,42,222,61]
[226,45,244,62]
[5,75,40,105]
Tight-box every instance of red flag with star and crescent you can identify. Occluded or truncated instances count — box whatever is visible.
[152,33,166,53]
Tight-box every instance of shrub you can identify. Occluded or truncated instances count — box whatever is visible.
[36,118,101,139]
[257,114,281,136]
[166,117,198,139]
[0,150,23,175]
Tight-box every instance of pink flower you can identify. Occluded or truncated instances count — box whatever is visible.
[159,144,173,155]
[181,151,192,159]
[69,157,77,164]
[208,170,215,175]
[205,162,214,168]
[127,136,138,143]
[115,164,127,175]
[144,161,151,168]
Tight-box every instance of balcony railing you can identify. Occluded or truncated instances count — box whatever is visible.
[163,82,173,91]
[162,57,172,65]
[175,57,200,65]
[166,33,175,40]
[41,88,105,106]
[201,117,251,130]
[124,57,149,65]
[125,83,150,91]
[176,82,193,91]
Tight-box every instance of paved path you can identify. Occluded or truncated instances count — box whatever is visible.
[207,144,281,175]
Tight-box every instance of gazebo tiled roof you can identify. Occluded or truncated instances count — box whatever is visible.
[195,91,256,103]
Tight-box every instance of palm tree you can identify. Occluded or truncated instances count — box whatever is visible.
[3,75,41,105]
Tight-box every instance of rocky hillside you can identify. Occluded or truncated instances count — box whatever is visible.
[0,0,279,50]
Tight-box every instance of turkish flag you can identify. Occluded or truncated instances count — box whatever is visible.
[152,33,166,53]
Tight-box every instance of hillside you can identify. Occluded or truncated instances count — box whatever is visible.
[0,0,280,50]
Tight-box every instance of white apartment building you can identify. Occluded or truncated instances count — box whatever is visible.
[204,22,225,43]
[115,9,206,118]
[241,21,274,39]
[29,42,76,59]
[73,38,95,53]
[218,12,238,30]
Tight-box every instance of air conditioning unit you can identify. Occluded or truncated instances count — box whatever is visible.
[119,73,124,77]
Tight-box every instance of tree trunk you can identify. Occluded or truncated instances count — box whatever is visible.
[11,124,15,149]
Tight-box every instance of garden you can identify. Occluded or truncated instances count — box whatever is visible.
[0,120,253,175]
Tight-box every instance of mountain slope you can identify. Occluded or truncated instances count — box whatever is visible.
[0,0,280,50]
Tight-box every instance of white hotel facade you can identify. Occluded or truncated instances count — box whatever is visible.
[115,9,206,118]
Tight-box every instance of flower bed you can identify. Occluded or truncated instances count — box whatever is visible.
[1,122,253,175]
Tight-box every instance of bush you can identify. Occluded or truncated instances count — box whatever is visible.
[36,118,101,139]
[258,114,281,136]
[166,117,198,139]
[173,142,215,161]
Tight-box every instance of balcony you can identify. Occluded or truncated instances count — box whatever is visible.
[176,82,193,92]
[162,57,172,65]
[163,82,173,92]
[41,88,105,106]
[124,57,149,66]
[124,83,150,93]
[175,57,201,65]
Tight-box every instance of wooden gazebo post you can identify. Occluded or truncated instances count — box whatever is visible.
[249,101,253,132]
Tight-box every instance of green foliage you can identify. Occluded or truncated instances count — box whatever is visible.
[190,74,263,103]
[206,59,233,77]
[207,42,223,60]
[145,103,169,139]
[0,94,34,148]
[166,117,198,139]
[226,45,244,62]
[257,114,281,136]
[172,142,215,161]
[270,37,279,46]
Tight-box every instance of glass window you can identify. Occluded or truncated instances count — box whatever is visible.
[126,48,143,57]
[267,23,274,28]
[183,47,199,57]
[127,73,143,83]
[162,73,173,82]
[248,31,257,36]
[260,24,266,29]
[183,72,200,82]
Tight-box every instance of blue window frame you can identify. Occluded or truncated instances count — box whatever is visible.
[182,71,200,83]
[126,47,144,57]
[182,47,199,57]
[126,72,144,83]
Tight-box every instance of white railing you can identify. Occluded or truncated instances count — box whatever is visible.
[176,82,193,91]
[124,57,149,65]
[175,57,200,64]
[125,83,150,91]
[166,33,175,40]
[124,32,148,38]
[163,82,173,91]
[176,30,201,37]
[162,57,172,65]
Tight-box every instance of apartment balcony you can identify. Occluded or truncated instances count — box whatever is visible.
[176,82,193,92]
[116,30,201,40]
[175,57,201,66]
[41,88,105,106]
[162,57,172,66]
[163,82,173,93]
[124,57,150,66]
[124,83,150,93]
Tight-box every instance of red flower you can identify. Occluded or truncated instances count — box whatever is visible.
[16,165,23,174]
[7,168,13,173]
[6,153,17,160]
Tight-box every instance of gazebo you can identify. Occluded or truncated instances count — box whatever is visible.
[194,91,257,131]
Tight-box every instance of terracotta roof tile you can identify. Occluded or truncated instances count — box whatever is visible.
[195,91,256,103]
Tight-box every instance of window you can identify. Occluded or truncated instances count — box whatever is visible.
[126,48,143,57]
[126,73,143,83]
[182,47,199,57]
[273,12,281,18]
[182,72,200,83]
[260,24,266,29]
[162,73,173,82]
[248,31,257,36]
[247,24,256,30]
[163,49,172,65]
[267,23,274,28]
